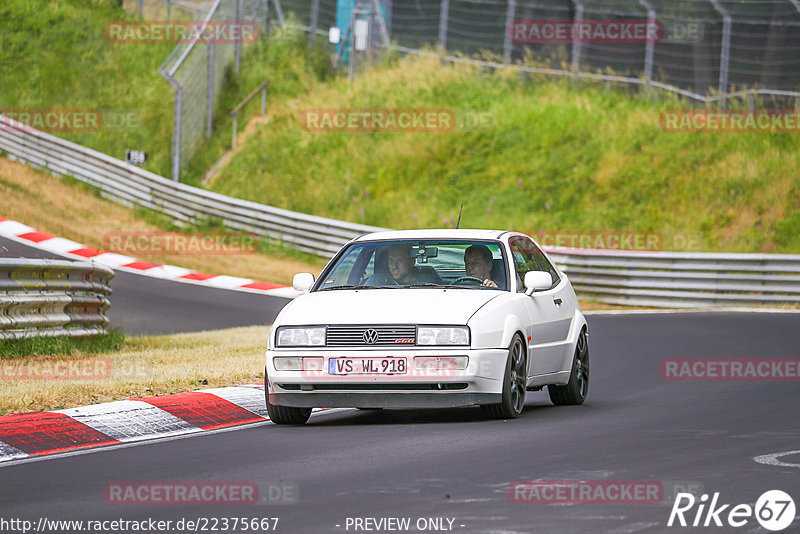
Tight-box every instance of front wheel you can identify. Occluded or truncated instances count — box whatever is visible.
[264,374,312,425]
[482,334,527,419]
[548,329,589,406]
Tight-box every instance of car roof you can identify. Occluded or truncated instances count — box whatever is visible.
[353,229,509,242]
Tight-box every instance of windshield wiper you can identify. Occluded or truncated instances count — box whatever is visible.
[317,284,365,291]
[400,283,465,289]
[318,284,399,291]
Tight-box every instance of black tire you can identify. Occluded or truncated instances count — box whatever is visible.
[548,329,589,406]
[482,334,527,419]
[264,373,312,425]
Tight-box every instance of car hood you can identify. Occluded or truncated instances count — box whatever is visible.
[278,288,503,325]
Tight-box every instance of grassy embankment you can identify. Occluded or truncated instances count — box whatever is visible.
[209,52,800,254]
[0,0,331,181]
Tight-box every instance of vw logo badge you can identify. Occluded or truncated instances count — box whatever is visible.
[363,329,379,344]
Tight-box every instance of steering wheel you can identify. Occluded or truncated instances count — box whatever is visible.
[453,276,485,286]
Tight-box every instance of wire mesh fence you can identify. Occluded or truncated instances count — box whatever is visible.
[277,0,800,107]
[156,0,269,181]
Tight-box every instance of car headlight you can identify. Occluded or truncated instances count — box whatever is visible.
[275,326,326,347]
[417,326,469,346]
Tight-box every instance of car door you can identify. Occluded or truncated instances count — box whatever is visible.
[508,235,576,377]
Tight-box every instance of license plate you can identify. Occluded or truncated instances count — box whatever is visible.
[328,357,407,375]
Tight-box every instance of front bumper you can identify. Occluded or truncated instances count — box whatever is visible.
[265,348,508,409]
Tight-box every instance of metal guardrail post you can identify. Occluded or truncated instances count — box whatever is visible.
[207,42,216,137]
[309,0,320,48]
[272,0,285,26]
[503,0,516,64]
[235,0,243,71]
[709,0,731,108]
[570,0,585,76]
[438,0,450,54]
[638,0,656,94]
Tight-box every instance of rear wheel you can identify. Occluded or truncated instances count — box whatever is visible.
[548,329,589,406]
[482,334,527,419]
[264,372,312,425]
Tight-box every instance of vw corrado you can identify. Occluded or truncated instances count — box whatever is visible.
[265,230,589,424]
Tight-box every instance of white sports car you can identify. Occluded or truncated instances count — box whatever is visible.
[265,229,589,425]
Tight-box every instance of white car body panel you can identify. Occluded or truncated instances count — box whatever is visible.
[265,229,587,410]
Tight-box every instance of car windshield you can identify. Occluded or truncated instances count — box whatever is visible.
[315,240,508,291]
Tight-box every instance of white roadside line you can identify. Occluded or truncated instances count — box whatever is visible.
[753,450,800,468]
[584,307,800,316]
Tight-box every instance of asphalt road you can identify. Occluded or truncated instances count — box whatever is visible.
[2,312,798,533]
[0,237,290,334]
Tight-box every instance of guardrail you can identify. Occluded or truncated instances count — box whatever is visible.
[0,113,385,257]
[0,259,114,340]
[2,114,799,308]
[547,249,800,308]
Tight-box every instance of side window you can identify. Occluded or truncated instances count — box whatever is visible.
[509,236,560,291]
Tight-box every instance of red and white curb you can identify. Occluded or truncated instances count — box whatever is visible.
[0,216,300,299]
[0,385,330,464]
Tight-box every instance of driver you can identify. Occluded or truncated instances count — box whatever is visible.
[387,244,417,284]
[464,244,498,288]
[365,244,422,285]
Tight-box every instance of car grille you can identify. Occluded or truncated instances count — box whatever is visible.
[326,325,416,347]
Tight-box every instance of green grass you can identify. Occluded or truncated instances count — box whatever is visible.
[0,0,175,174]
[0,329,125,358]
[0,1,330,182]
[208,54,800,253]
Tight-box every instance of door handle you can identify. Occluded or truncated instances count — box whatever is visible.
[553,298,562,306]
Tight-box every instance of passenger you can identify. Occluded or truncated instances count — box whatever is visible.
[464,244,499,288]
[366,244,441,286]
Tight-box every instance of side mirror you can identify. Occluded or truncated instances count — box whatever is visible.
[292,273,315,293]
[524,271,552,296]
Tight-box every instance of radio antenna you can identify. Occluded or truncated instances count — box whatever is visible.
[456,204,463,229]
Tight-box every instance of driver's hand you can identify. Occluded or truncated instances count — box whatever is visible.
[482,279,498,288]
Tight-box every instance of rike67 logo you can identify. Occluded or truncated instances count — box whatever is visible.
[668,490,795,531]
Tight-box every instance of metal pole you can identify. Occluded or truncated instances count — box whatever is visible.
[570,0,584,75]
[709,0,730,107]
[272,0,285,26]
[371,0,391,48]
[261,85,267,115]
[232,113,238,149]
[503,0,516,64]
[235,0,242,72]
[310,0,320,48]
[138,0,143,18]
[207,43,215,137]
[348,9,357,82]
[438,0,450,54]
[172,88,182,181]
[638,0,655,93]
[167,0,172,20]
